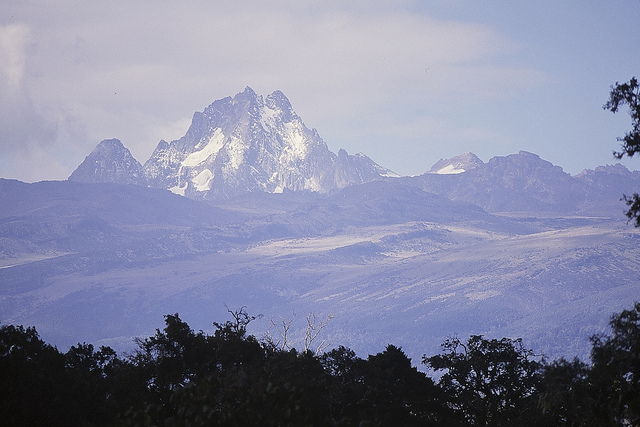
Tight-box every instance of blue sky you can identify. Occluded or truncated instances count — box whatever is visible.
[1,1,639,181]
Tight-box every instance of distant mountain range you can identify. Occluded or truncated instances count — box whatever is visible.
[69,87,640,216]
[4,88,640,364]
[408,151,640,215]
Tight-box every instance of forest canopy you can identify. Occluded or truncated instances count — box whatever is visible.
[2,303,639,426]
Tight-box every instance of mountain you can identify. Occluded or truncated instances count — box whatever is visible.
[142,87,395,199]
[410,151,608,214]
[69,139,147,186]
[428,152,484,174]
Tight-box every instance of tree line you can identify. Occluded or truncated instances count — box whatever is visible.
[1,302,639,426]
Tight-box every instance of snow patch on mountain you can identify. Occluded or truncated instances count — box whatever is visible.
[434,164,467,174]
[192,169,213,192]
[182,128,225,167]
[226,135,245,170]
[281,121,308,160]
[259,104,279,130]
[169,183,187,196]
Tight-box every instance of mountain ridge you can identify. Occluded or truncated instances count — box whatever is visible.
[401,150,640,215]
[67,88,640,216]
[69,87,396,199]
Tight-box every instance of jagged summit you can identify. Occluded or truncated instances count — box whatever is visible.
[575,163,634,178]
[69,139,146,186]
[142,87,395,199]
[414,151,586,213]
[428,152,484,174]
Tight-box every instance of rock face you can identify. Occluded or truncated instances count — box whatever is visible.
[142,87,395,199]
[69,139,146,186]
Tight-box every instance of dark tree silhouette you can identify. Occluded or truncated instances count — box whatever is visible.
[604,77,640,224]
[539,302,640,426]
[589,302,640,425]
[424,335,544,426]
[539,357,594,425]
[4,303,639,426]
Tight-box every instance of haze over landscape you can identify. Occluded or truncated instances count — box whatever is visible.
[1,84,639,366]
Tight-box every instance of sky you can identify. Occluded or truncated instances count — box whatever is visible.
[1,1,639,182]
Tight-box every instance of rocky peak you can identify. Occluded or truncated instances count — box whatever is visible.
[69,139,146,186]
[428,152,484,174]
[265,90,296,121]
[142,88,395,199]
[576,163,632,177]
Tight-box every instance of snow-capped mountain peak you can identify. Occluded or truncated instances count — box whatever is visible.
[428,152,484,175]
[142,88,395,199]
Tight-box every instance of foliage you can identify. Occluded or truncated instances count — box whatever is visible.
[539,302,640,426]
[589,301,640,425]
[605,77,640,160]
[364,344,451,425]
[0,324,118,426]
[423,335,544,426]
[2,302,640,425]
[604,77,640,225]
[539,357,594,425]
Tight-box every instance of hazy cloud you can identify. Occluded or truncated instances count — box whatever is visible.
[0,23,63,180]
[0,23,29,87]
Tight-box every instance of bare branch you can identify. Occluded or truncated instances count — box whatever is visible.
[303,312,334,356]
[267,311,296,351]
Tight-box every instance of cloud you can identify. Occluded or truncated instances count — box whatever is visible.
[0,24,59,178]
[0,22,91,181]
[0,23,29,87]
